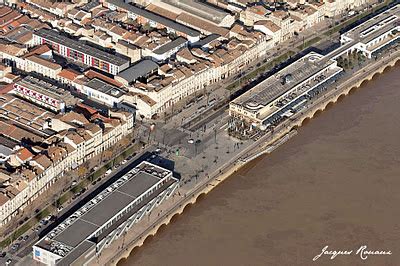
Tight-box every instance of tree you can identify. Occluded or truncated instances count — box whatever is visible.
[77,166,87,178]
[141,23,152,33]
[103,150,113,162]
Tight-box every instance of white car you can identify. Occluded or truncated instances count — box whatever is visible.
[6,259,12,265]
[188,139,194,144]
[105,169,112,175]
[121,160,127,165]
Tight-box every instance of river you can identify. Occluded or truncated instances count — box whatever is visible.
[118,65,400,266]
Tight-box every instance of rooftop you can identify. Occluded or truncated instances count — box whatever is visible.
[15,76,74,102]
[36,161,176,263]
[232,53,336,113]
[105,0,200,38]
[153,37,187,55]
[85,78,126,98]
[344,5,399,44]
[116,60,158,84]
[34,29,130,67]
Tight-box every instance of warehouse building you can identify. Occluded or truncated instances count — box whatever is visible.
[33,161,179,265]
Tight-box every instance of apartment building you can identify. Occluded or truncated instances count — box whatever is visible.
[32,29,130,75]
[0,104,135,226]
[24,55,62,80]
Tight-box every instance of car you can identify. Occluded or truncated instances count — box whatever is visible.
[154,148,161,154]
[44,215,52,221]
[188,139,194,144]
[71,180,77,186]
[105,169,112,175]
[23,235,29,241]
[6,259,11,265]
[0,252,6,257]
[11,243,20,251]
[57,206,63,212]
[150,154,156,159]
[17,236,23,241]
[121,159,127,165]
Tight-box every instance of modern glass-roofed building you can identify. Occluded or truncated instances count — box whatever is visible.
[33,161,179,266]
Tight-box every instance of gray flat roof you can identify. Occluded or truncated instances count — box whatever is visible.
[41,171,161,249]
[153,37,187,55]
[117,60,158,84]
[35,162,177,265]
[17,76,74,103]
[85,78,126,98]
[57,240,95,266]
[106,0,200,37]
[54,219,99,248]
[34,29,129,66]
[118,172,160,197]
[192,33,221,48]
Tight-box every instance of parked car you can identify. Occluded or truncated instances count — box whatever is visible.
[23,235,29,241]
[121,159,127,165]
[11,243,20,251]
[105,169,112,175]
[0,251,6,257]
[6,259,12,265]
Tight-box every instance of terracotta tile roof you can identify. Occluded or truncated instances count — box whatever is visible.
[255,20,281,32]
[16,148,34,162]
[0,193,9,206]
[57,69,81,81]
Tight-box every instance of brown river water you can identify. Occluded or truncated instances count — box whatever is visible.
[118,65,400,266]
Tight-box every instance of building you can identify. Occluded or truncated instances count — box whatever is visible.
[337,4,400,59]
[151,0,235,28]
[24,55,62,80]
[80,78,127,107]
[104,0,201,43]
[116,59,159,86]
[12,76,76,113]
[229,52,343,130]
[148,37,187,62]
[0,104,135,226]
[33,161,179,266]
[32,29,130,75]
[254,20,282,45]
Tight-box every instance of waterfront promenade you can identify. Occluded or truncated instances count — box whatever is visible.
[95,48,400,266]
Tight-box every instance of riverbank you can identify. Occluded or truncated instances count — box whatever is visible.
[102,50,400,266]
